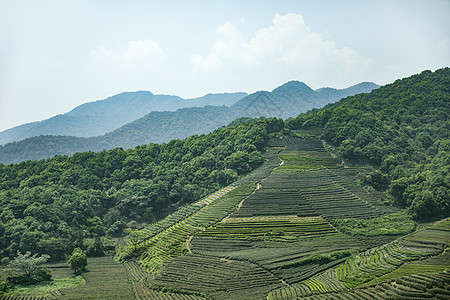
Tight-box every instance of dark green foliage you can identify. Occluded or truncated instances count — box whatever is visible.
[7,251,50,277]
[287,68,450,220]
[6,267,52,287]
[333,212,416,237]
[0,119,274,259]
[280,248,359,269]
[2,251,52,290]
[68,247,87,274]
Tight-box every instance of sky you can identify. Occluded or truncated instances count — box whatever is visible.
[0,0,449,132]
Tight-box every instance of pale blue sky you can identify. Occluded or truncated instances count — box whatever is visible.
[1,0,449,132]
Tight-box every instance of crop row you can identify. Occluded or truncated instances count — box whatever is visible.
[299,183,382,220]
[231,189,318,218]
[233,148,282,186]
[149,254,284,300]
[261,170,337,190]
[123,260,147,282]
[190,237,254,253]
[268,226,448,299]
[133,281,206,300]
[117,186,236,252]
[269,137,327,153]
[279,155,338,170]
[190,230,365,285]
[197,218,336,239]
[337,240,441,288]
[127,183,255,272]
[270,268,347,299]
[259,169,383,220]
[269,271,450,300]
[0,296,47,300]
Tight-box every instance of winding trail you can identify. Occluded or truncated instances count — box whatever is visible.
[186,235,193,254]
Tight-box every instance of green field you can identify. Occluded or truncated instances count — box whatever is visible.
[0,256,133,300]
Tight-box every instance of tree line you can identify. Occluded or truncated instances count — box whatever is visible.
[0,118,283,261]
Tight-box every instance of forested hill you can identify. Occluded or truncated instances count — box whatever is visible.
[287,67,450,220]
[0,81,378,164]
[0,68,447,264]
[0,118,283,260]
[0,91,248,145]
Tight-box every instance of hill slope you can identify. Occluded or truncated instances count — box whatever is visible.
[0,119,282,261]
[287,68,450,220]
[0,69,448,299]
[0,81,378,164]
[0,91,248,145]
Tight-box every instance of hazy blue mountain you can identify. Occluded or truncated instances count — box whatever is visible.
[98,105,240,149]
[0,81,379,164]
[0,91,247,145]
[232,81,380,119]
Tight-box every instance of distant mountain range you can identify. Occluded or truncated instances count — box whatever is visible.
[0,81,379,164]
[0,92,248,145]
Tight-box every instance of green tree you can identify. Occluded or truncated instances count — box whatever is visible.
[5,251,52,288]
[8,251,50,277]
[68,248,87,275]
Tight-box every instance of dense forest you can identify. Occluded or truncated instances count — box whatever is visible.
[287,68,450,220]
[0,118,283,261]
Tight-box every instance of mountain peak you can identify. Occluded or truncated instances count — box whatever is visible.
[272,80,315,99]
[273,80,313,92]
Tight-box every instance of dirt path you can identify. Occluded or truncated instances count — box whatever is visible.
[277,147,286,166]
[321,139,349,167]
[186,235,193,254]
[221,182,262,223]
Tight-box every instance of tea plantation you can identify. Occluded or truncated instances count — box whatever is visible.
[114,137,449,299]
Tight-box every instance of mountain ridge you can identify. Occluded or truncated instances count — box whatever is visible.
[0,91,248,145]
[0,81,379,164]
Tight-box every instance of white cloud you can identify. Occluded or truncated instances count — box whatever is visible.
[85,40,168,94]
[191,13,372,86]
[90,40,166,70]
[437,38,450,58]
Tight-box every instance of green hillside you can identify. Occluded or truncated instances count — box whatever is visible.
[0,69,448,299]
[0,119,283,262]
[287,68,450,220]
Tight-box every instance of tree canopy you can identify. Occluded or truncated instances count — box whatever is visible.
[0,118,281,259]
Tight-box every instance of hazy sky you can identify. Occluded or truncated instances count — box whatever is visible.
[1,0,449,132]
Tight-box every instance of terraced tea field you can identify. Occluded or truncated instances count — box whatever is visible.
[198,216,336,239]
[268,217,450,299]
[116,137,450,299]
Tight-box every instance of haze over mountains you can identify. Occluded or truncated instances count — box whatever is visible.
[0,92,248,146]
[0,81,379,164]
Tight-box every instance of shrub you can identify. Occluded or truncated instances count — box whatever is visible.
[6,268,52,286]
[68,248,88,275]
